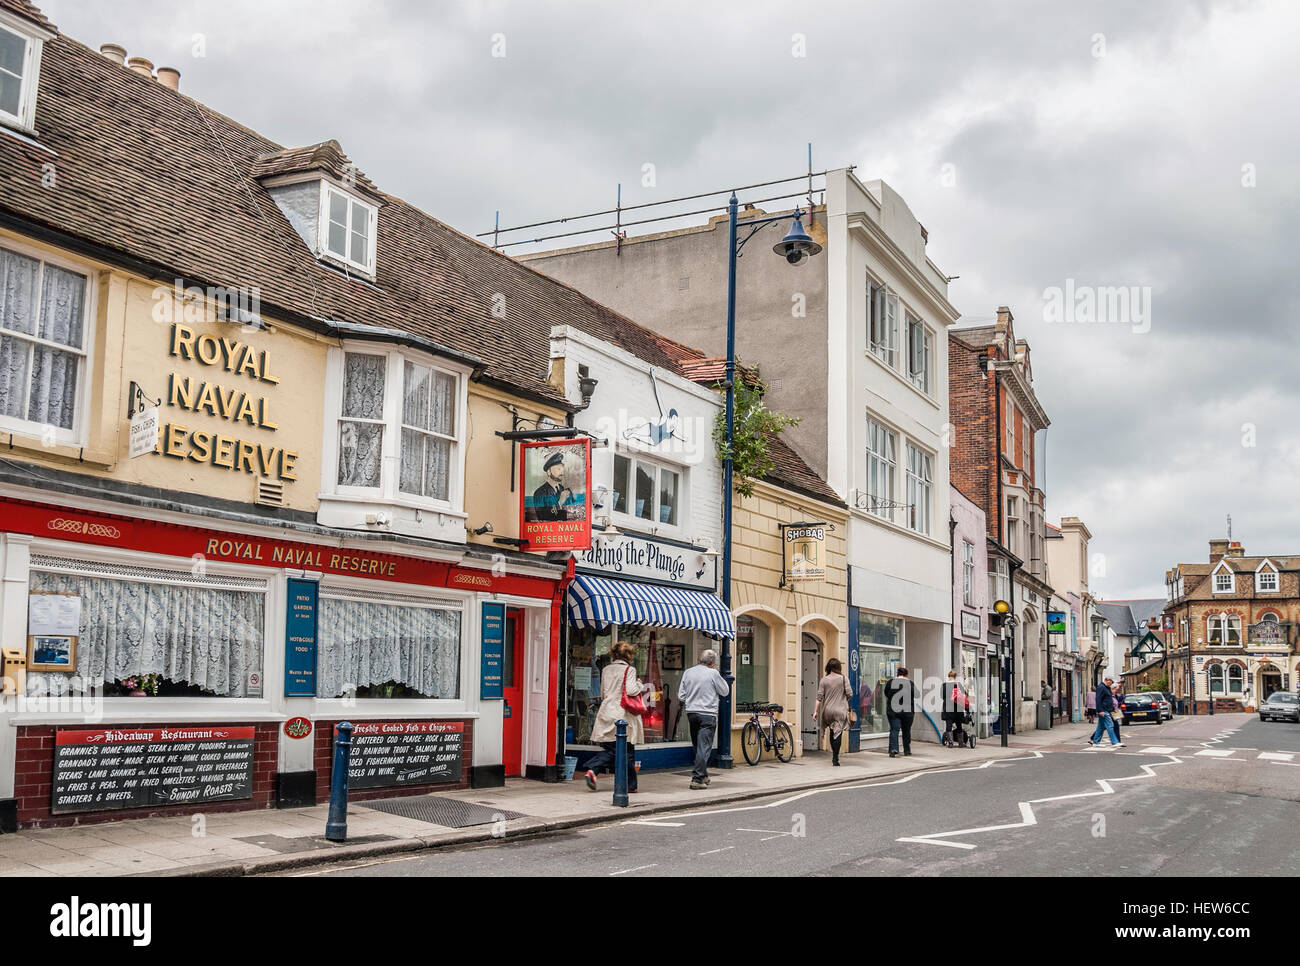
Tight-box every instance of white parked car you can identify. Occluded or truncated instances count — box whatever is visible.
[1259,691,1299,723]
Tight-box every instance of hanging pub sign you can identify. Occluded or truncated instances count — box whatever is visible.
[779,522,828,586]
[520,437,591,551]
[1046,611,1067,635]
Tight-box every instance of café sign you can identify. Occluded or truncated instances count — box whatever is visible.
[575,533,716,591]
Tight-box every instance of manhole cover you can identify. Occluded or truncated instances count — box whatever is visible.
[361,796,524,828]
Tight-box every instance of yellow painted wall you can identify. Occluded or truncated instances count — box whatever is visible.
[730,479,849,757]
[463,384,568,551]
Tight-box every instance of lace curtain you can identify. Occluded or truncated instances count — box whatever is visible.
[338,352,386,487]
[0,248,86,430]
[26,570,265,697]
[399,362,454,500]
[316,595,461,699]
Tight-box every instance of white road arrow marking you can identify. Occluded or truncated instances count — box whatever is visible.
[895,759,1180,850]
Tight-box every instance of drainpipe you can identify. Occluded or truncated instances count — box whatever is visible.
[949,514,959,672]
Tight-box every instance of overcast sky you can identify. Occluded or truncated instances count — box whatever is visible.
[41,0,1300,600]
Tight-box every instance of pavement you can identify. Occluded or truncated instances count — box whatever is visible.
[0,720,1098,877]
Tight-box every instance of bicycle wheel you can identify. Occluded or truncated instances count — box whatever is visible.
[773,721,796,762]
[741,720,762,766]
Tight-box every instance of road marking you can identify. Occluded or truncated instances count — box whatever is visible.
[1258,752,1295,762]
[624,820,685,827]
[895,759,1180,850]
[1140,747,1180,755]
[697,846,734,856]
[610,863,657,876]
[735,827,789,834]
[1195,749,1235,758]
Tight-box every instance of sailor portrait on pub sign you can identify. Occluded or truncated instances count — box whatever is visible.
[520,438,592,550]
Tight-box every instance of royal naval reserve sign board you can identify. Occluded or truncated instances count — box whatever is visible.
[52,727,255,814]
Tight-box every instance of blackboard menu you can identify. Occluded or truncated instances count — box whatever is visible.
[52,727,255,814]
[342,721,464,789]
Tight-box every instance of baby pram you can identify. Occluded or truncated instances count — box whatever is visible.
[942,682,976,748]
[942,711,976,748]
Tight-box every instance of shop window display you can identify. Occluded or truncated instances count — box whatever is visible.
[857,612,903,735]
[735,615,770,706]
[566,625,705,745]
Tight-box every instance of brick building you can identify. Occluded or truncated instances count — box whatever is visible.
[948,307,1052,731]
[1163,539,1298,713]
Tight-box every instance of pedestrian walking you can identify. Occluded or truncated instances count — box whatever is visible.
[941,669,972,746]
[813,657,854,766]
[1085,687,1097,723]
[1112,683,1124,741]
[1086,676,1124,747]
[884,667,919,758]
[677,648,729,789]
[1041,680,1053,701]
[584,641,645,792]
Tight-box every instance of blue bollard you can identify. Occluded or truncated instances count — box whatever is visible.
[612,719,629,807]
[325,721,353,841]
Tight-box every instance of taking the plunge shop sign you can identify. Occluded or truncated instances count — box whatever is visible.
[575,533,717,591]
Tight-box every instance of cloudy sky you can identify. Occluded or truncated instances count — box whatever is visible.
[41,0,1300,599]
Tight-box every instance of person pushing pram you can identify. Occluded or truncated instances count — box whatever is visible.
[942,669,975,748]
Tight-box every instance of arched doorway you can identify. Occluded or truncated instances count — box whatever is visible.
[800,632,824,754]
[1258,663,1282,702]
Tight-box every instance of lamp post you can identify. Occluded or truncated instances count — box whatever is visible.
[717,194,822,769]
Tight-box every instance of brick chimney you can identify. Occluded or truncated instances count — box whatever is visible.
[996,305,1014,326]
[1209,538,1229,564]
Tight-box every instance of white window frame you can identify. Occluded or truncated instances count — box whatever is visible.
[322,344,468,514]
[317,181,378,275]
[1206,613,1241,647]
[1005,496,1020,556]
[1022,421,1032,472]
[1005,394,1015,456]
[864,416,897,521]
[0,13,47,133]
[0,238,96,447]
[989,557,1009,607]
[1255,562,1278,593]
[1212,565,1234,595]
[904,442,933,536]
[905,313,932,394]
[867,278,898,369]
[611,449,686,533]
[962,540,975,607]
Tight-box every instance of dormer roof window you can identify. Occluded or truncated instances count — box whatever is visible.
[252,140,381,279]
[0,5,54,133]
[321,181,376,274]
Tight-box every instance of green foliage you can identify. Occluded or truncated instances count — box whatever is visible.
[713,375,801,499]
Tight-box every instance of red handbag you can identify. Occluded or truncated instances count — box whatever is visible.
[619,666,648,717]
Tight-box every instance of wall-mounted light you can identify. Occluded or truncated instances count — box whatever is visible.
[472,522,494,536]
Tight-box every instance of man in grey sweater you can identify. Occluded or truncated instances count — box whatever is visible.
[678,649,730,789]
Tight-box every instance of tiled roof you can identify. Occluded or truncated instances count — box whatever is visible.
[0,34,689,407]
[0,0,52,29]
[251,140,380,197]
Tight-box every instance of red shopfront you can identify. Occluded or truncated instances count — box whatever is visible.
[0,496,566,830]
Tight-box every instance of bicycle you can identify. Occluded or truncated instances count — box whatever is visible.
[736,701,795,765]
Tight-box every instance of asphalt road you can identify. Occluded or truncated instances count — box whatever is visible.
[294,712,1300,878]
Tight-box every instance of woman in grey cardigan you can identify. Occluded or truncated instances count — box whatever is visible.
[813,657,854,766]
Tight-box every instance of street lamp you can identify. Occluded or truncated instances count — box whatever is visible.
[991,599,1014,747]
[717,194,822,769]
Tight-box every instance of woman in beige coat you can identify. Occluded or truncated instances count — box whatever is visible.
[813,657,853,766]
[584,641,646,792]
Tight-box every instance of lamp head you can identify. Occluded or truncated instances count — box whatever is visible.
[773,211,822,267]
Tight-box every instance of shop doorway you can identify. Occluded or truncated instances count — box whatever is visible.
[800,633,823,753]
[502,608,526,776]
[1259,666,1282,702]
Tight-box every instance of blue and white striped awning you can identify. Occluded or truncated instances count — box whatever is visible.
[566,573,736,640]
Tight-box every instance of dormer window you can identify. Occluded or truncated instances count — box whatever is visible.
[1211,560,1234,594]
[1256,561,1278,593]
[320,183,376,274]
[0,11,49,133]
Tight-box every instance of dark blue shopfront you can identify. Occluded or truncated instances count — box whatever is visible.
[562,570,736,770]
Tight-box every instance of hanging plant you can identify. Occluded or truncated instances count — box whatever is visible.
[713,371,801,499]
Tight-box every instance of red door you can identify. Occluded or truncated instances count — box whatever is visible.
[502,610,525,776]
